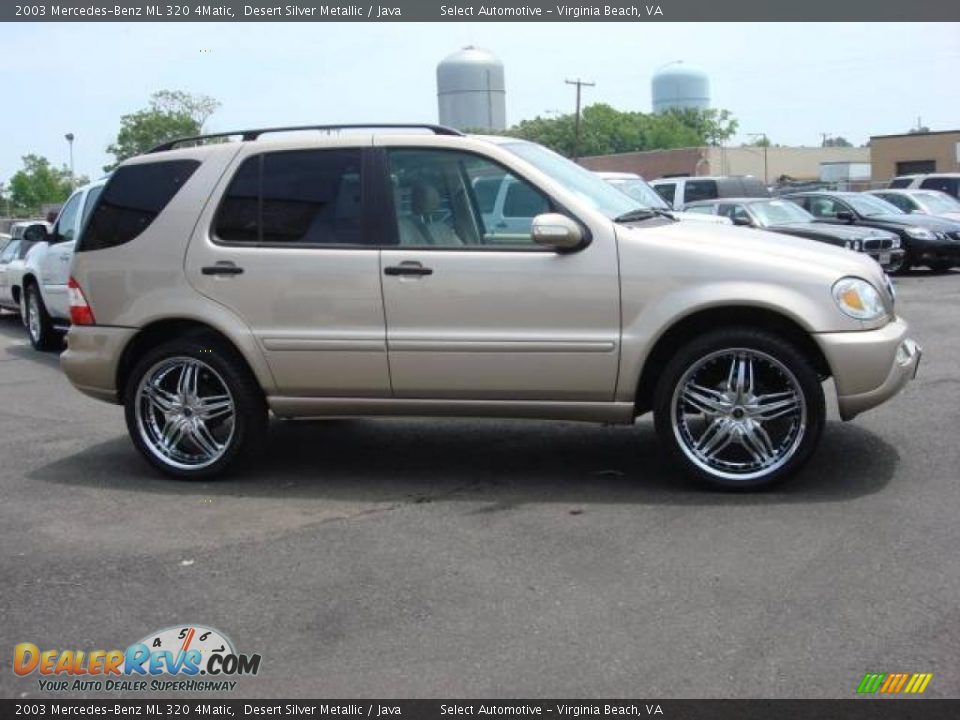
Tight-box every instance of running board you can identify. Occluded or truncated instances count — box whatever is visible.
[268,397,636,424]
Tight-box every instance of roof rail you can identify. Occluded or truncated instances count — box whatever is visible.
[148,123,464,153]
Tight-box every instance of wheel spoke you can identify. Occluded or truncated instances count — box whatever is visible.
[681,383,728,416]
[189,420,222,458]
[740,422,776,465]
[145,383,178,413]
[696,418,733,458]
[196,394,233,421]
[752,391,801,421]
[160,417,187,453]
[177,362,198,399]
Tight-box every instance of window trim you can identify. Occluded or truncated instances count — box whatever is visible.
[376,146,592,253]
[210,146,379,251]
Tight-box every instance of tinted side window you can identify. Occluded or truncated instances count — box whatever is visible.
[81,185,104,227]
[684,180,718,204]
[215,150,364,245]
[654,183,676,205]
[0,240,19,263]
[54,192,83,243]
[473,177,501,214]
[878,194,913,212]
[920,177,959,198]
[807,196,844,218]
[888,178,913,189]
[503,180,549,218]
[81,160,200,252]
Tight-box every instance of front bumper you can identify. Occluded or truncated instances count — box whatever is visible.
[61,325,137,404]
[913,240,960,266]
[814,317,922,421]
[865,248,905,272]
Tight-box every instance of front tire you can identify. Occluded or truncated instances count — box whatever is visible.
[123,336,267,479]
[653,328,825,490]
[24,283,58,351]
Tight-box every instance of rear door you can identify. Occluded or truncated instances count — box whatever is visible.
[0,240,21,304]
[40,189,85,318]
[186,141,392,398]
[379,147,620,401]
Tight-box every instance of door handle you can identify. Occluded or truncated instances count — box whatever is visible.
[201,262,244,276]
[384,262,433,277]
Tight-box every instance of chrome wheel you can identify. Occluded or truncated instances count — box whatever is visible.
[134,357,236,471]
[671,348,806,482]
[26,291,40,342]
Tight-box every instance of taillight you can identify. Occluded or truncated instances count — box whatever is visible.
[67,277,96,326]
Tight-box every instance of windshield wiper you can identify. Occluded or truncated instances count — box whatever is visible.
[614,207,676,223]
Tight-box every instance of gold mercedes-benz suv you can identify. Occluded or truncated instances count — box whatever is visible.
[61,124,921,489]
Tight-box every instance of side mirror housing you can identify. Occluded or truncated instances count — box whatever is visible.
[531,213,585,251]
[22,224,49,243]
[732,216,753,227]
[836,210,855,222]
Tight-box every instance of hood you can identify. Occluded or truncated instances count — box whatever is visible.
[858,213,960,231]
[770,222,894,242]
[620,220,883,283]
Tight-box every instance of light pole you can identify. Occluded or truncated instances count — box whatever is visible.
[64,133,75,187]
[565,78,595,162]
[747,132,769,184]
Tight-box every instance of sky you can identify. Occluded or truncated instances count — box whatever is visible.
[1,21,959,184]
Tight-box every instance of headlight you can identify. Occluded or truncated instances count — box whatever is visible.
[905,226,936,239]
[832,277,888,321]
[889,236,901,249]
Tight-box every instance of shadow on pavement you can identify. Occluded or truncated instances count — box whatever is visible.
[30,416,898,507]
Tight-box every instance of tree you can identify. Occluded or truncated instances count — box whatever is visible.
[822,136,852,147]
[105,90,220,170]
[7,155,79,214]
[487,104,739,158]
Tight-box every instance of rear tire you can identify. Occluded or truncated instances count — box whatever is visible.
[653,327,825,490]
[24,283,58,351]
[123,336,267,479]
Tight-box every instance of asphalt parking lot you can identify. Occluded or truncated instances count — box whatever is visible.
[2,271,959,700]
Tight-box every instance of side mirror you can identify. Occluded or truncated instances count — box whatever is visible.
[732,216,753,227]
[22,224,49,243]
[836,210,855,222]
[531,213,585,251]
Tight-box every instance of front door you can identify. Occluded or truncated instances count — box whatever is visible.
[42,189,84,318]
[379,148,620,401]
[186,143,391,397]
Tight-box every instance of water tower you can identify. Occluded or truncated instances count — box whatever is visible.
[652,61,710,113]
[437,46,506,131]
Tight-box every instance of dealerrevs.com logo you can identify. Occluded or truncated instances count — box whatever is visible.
[14,625,261,693]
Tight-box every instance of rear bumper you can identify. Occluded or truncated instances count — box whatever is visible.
[61,325,136,404]
[814,317,921,420]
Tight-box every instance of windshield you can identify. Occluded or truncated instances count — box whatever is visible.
[917,191,960,213]
[750,199,814,226]
[501,141,640,219]
[847,194,903,217]
[604,178,670,210]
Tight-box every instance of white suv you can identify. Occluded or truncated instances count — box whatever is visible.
[888,173,960,200]
[21,179,105,350]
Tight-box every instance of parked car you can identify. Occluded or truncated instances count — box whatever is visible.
[21,179,105,350]
[866,188,960,222]
[595,172,731,225]
[650,175,770,210]
[682,197,905,272]
[888,173,960,200]
[784,191,960,273]
[61,124,920,489]
[0,222,50,316]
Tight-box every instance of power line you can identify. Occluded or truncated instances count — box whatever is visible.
[565,78,595,162]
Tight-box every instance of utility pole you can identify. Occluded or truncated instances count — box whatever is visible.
[565,78,595,162]
[747,132,769,184]
[64,133,75,188]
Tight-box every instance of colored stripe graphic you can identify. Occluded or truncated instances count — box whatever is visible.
[857,672,932,694]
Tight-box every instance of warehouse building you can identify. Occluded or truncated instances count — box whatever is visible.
[578,146,870,183]
[869,130,960,181]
